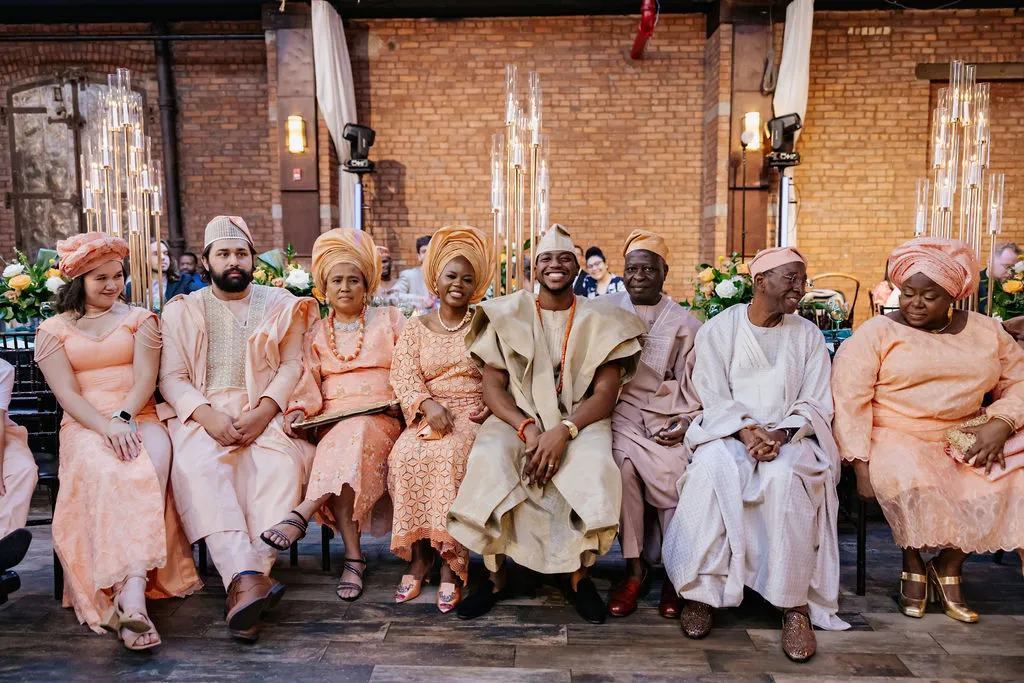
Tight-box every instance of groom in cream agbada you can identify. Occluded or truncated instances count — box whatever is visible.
[447,224,645,623]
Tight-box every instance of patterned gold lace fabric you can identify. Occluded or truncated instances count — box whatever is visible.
[204,285,270,391]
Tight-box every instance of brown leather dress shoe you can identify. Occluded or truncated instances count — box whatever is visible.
[225,572,284,639]
[607,574,647,617]
[658,579,682,619]
[680,600,713,639]
[781,609,817,662]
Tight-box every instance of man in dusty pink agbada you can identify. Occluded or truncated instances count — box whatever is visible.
[159,216,317,641]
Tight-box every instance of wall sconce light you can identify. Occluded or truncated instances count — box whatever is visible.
[286,115,306,154]
[741,111,761,150]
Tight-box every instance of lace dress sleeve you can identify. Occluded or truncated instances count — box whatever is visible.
[390,319,432,423]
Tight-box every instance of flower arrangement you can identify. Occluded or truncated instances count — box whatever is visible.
[683,253,753,320]
[0,249,64,325]
[250,244,328,316]
[990,256,1024,321]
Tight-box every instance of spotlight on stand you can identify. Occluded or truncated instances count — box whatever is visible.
[766,113,802,247]
[342,123,376,230]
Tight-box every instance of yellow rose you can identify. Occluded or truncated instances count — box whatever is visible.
[736,263,749,275]
[253,268,268,282]
[1002,280,1023,294]
[45,268,62,279]
[311,287,325,303]
[698,268,716,283]
[8,274,32,291]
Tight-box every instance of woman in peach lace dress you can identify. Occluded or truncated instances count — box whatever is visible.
[833,238,1024,625]
[35,233,201,651]
[260,229,403,601]
[387,225,494,613]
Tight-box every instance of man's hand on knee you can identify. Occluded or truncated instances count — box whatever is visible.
[193,405,243,447]
[233,398,279,448]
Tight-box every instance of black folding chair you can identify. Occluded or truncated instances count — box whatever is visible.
[0,331,63,601]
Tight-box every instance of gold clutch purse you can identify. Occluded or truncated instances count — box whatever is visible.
[945,415,990,458]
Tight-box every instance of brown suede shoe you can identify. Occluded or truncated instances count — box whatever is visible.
[658,579,683,619]
[225,572,283,638]
[680,600,713,639]
[781,608,817,662]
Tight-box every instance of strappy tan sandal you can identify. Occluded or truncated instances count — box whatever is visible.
[260,510,309,551]
[119,614,161,652]
[336,557,367,602]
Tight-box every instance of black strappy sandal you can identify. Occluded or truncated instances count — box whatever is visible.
[336,557,367,602]
[260,510,309,551]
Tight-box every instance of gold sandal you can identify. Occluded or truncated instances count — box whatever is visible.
[897,571,928,618]
[926,561,978,623]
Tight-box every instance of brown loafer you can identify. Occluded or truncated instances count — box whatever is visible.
[658,579,683,619]
[225,572,283,636]
[680,600,713,639]
[607,573,648,617]
[781,608,816,662]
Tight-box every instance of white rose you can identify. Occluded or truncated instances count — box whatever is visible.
[285,268,310,289]
[1013,261,1024,274]
[44,276,66,294]
[714,279,738,298]
[3,263,24,278]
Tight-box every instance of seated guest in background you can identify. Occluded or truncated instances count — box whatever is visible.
[160,216,317,641]
[393,234,437,312]
[374,244,396,300]
[0,358,38,599]
[37,233,201,651]
[262,229,405,602]
[833,237,1024,623]
[663,246,849,662]
[447,225,645,623]
[978,241,1022,315]
[573,244,588,296]
[388,225,494,613]
[601,230,702,619]
[871,258,899,313]
[582,246,626,298]
[179,251,208,290]
[126,240,197,310]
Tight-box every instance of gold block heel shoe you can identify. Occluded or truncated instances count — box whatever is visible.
[897,571,928,618]
[926,561,979,623]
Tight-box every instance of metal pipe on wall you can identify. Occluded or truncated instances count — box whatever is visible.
[0,33,263,42]
[153,25,185,257]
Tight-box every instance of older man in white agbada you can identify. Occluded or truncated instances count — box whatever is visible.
[662,246,849,663]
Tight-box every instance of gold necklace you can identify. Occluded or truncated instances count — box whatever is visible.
[328,307,365,362]
[929,314,954,334]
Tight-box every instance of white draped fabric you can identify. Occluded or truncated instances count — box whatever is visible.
[772,0,814,246]
[662,305,849,631]
[312,0,359,229]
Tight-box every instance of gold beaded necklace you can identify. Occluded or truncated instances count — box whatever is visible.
[328,307,365,362]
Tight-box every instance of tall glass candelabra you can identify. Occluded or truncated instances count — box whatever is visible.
[78,68,165,311]
[913,60,1006,314]
[491,66,550,296]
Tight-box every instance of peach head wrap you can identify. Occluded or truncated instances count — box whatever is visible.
[311,228,381,295]
[748,246,807,278]
[204,215,254,249]
[57,232,129,279]
[623,229,670,262]
[423,224,495,304]
[888,237,980,301]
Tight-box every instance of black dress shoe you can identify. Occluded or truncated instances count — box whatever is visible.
[456,579,513,620]
[0,529,31,572]
[568,577,607,624]
[0,569,21,604]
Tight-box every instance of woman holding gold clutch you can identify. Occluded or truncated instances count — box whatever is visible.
[387,225,494,612]
[260,228,404,601]
[832,237,1024,624]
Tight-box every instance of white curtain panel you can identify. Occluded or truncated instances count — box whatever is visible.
[771,0,814,245]
[312,0,359,229]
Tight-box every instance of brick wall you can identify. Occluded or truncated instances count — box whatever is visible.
[0,21,273,259]
[347,15,707,298]
[794,9,1024,323]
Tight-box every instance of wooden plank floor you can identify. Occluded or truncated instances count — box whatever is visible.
[2,508,1022,682]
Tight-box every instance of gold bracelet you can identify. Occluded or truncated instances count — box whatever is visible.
[992,414,1017,433]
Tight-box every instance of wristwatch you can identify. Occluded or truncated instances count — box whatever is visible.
[560,419,579,440]
[112,410,133,424]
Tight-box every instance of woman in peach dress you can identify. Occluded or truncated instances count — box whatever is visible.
[261,228,403,601]
[833,238,1024,624]
[35,233,201,651]
[388,225,494,613]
